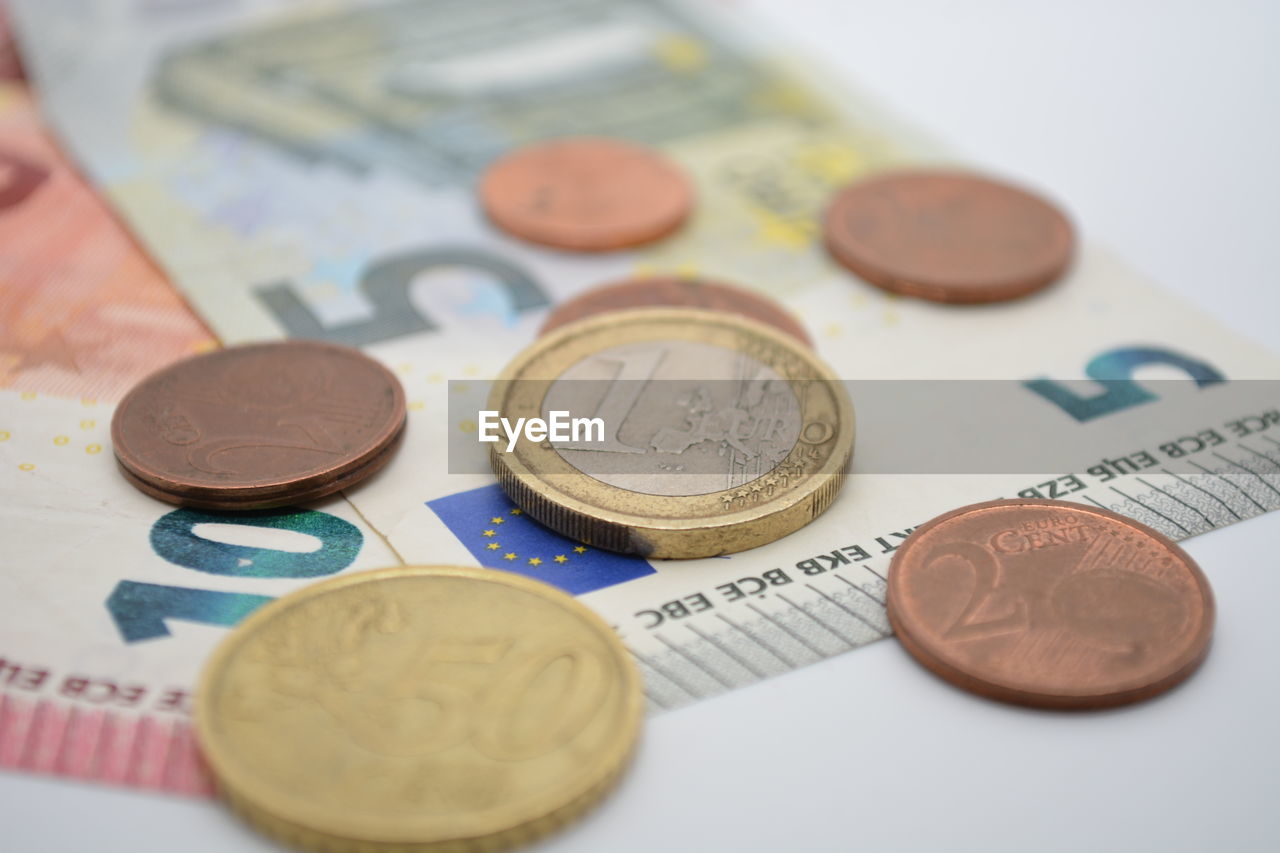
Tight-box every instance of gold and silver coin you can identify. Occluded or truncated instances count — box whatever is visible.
[196,566,643,853]
[489,309,854,558]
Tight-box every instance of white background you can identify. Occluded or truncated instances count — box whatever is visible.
[3,1,1279,851]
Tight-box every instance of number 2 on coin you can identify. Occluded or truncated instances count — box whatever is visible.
[928,542,1026,640]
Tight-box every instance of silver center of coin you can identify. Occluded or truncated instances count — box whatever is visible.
[544,340,800,496]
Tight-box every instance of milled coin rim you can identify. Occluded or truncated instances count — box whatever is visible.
[489,308,855,557]
[195,565,645,850]
[885,498,1215,709]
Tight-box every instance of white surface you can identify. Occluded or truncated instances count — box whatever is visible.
[3,1,1279,852]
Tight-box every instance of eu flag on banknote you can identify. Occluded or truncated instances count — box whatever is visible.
[427,484,655,594]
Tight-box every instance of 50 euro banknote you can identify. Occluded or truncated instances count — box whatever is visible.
[4,0,1280,797]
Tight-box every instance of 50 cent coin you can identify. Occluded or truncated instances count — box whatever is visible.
[196,566,643,853]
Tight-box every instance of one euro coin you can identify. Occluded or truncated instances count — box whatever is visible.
[488,309,854,558]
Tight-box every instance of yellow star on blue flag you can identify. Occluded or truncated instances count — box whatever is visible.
[428,484,655,594]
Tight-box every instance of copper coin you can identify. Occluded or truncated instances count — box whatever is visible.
[479,136,693,251]
[886,498,1213,709]
[112,341,406,510]
[824,170,1075,303]
[538,276,812,346]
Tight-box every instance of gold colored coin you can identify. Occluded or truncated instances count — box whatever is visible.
[195,566,644,853]
[489,309,854,558]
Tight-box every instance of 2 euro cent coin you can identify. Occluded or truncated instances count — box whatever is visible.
[887,499,1214,709]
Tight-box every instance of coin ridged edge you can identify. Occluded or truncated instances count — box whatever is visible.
[885,498,1215,709]
[195,566,645,852]
[494,438,852,558]
[492,453,634,553]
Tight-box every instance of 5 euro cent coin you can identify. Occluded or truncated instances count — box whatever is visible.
[487,308,854,559]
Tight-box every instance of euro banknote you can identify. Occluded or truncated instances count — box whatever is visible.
[5,0,1280,797]
[0,82,215,402]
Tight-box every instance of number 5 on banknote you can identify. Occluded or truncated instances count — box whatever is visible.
[1025,346,1224,422]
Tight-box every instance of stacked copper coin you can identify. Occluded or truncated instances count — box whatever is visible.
[112,341,406,509]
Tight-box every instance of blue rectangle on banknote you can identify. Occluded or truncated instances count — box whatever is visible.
[427,484,655,594]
